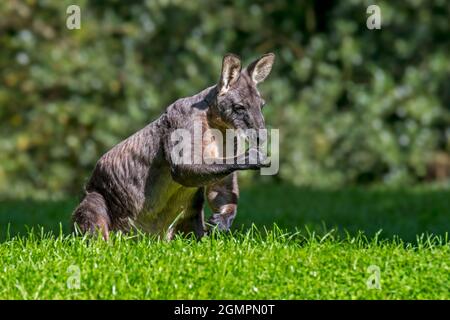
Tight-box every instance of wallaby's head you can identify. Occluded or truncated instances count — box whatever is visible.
[211,53,275,131]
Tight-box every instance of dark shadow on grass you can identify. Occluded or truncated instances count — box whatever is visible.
[231,183,450,242]
[0,198,77,241]
[1,184,449,242]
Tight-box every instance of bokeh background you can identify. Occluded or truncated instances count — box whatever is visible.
[0,0,449,199]
[0,3,449,300]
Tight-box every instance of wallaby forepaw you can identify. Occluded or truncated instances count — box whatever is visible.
[245,148,270,169]
[207,213,234,232]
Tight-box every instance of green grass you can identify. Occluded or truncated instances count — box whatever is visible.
[0,184,449,299]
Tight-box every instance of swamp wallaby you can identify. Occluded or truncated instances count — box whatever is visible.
[72,53,275,239]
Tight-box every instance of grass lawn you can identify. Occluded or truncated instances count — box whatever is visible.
[0,184,448,299]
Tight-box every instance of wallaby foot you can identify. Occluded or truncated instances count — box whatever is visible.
[72,191,111,240]
[206,173,238,232]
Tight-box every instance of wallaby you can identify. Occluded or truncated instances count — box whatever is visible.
[72,53,275,239]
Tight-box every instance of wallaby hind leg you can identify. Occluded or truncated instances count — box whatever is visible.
[72,191,111,240]
[206,173,239,231]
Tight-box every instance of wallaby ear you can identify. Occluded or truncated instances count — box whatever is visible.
[218,53,241,94]
[246,53,275,84]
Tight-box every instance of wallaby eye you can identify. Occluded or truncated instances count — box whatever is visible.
[234,104,246,112]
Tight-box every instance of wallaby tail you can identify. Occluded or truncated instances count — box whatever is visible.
[72,191,111,239]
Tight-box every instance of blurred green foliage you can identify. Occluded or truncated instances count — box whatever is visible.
[0,0,449,197]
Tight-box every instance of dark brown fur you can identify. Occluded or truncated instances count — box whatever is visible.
[72,53,275,239]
